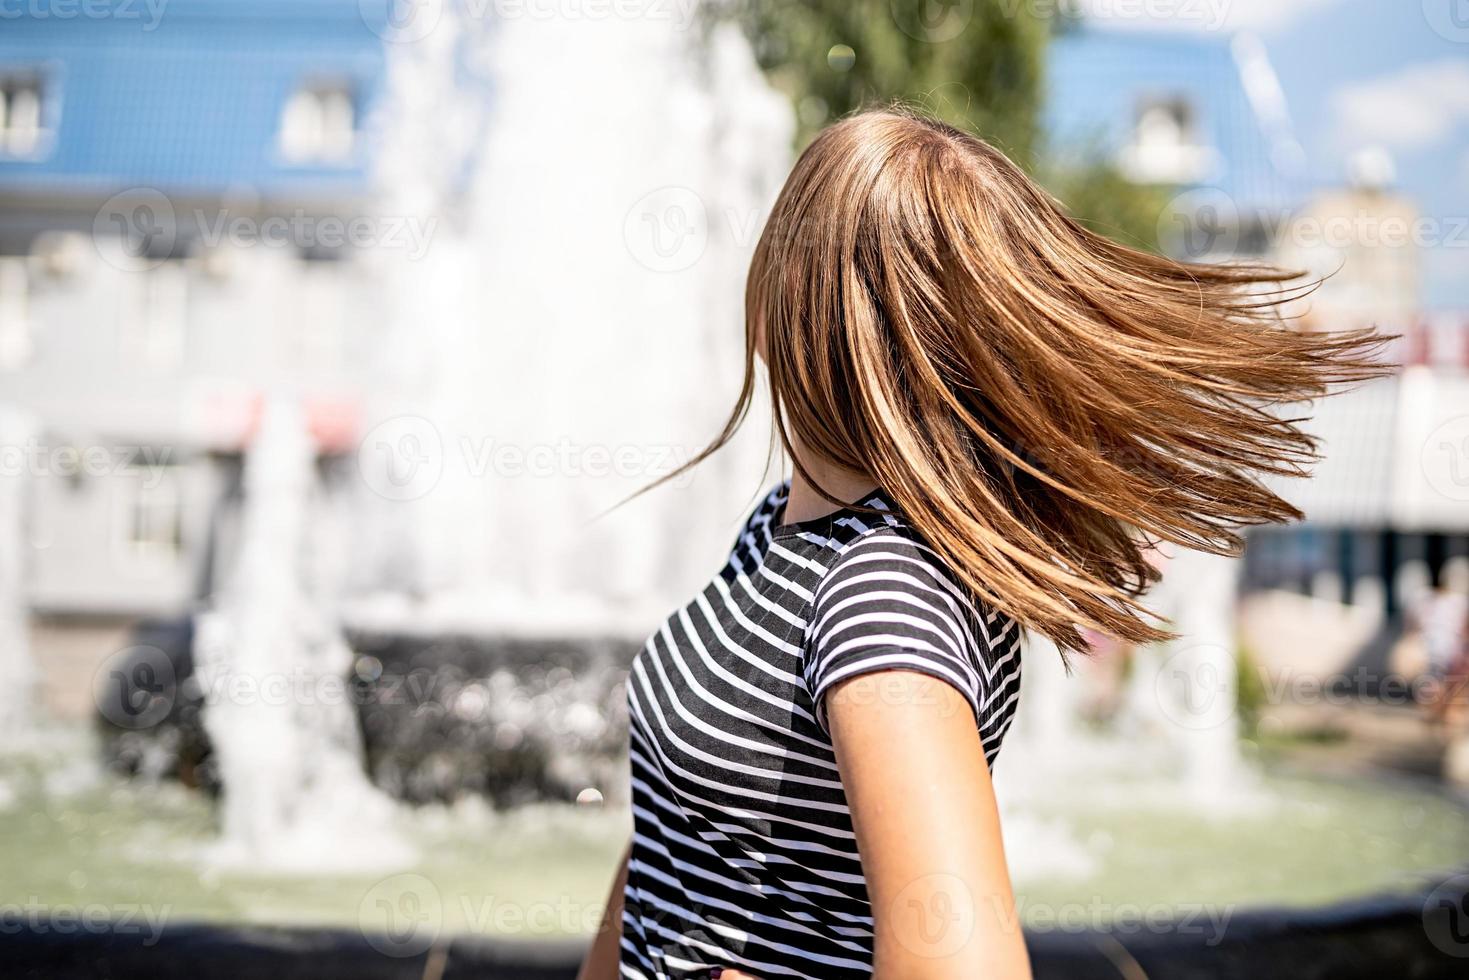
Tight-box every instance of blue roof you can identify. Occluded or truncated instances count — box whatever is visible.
[1045,29,1298,209]
[0,0,394,199]
[3,10,1294,209]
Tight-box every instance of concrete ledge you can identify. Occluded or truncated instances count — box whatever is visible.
[1027,883,1469,979]
[5,876,1467,980]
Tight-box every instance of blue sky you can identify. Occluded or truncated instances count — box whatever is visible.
[1078,0,1469,309]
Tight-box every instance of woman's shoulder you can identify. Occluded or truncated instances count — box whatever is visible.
[816,508,1013,649]
[819,520,969,609]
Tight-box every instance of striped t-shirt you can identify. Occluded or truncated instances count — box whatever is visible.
[621,482,1023,979]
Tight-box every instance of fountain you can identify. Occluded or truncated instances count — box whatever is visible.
[3,3,1467,976]
[0,406,38,778]
[994,544,1264,887]
[349,0,793,637]
[323,0,795,806]
[192,398,410,871]
[0,410,35,701]
[1154,547,1256,807]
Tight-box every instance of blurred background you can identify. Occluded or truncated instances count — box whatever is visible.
[0,0,1467,975]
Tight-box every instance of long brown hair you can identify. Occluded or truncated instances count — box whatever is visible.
[674,108,1385,651]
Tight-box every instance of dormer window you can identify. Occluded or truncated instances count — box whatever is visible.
[278,83,356,164]
[1119,95,1217,184]
[1139,98,1192,148]
[0,74,45,158]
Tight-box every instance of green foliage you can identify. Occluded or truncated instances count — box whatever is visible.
[1041,156,1170,253]
[728,0,1052,166]
[1235,640,1268,737]
[722,0,1165,251]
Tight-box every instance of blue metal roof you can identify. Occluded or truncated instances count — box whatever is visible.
[2,10,1292,209]
[0,0,393,198]
[1045,29,1297,209]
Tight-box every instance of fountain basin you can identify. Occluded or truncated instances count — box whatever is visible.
[96,620,635,807]
[3,880,1466,980]
[4,741,1468,972]
[67,621,1469,975]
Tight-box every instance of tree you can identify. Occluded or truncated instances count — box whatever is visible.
[722,0,1164,250]
[1041,149,1171,253]
[730,0,1048,165]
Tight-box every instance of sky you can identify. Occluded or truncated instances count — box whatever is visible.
[1076,0,1469,310]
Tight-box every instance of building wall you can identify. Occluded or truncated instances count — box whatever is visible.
[1,218,385,616]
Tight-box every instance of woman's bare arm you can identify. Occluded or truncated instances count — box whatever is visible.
[576,842,629,980]
[726,671,1030,980]
[827,670,1032,980]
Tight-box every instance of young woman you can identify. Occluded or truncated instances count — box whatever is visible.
[578,109,1382,980]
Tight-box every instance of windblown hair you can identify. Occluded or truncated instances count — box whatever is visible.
[680,109,1386,650]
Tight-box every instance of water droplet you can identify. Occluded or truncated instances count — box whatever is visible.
[827,45,856,72]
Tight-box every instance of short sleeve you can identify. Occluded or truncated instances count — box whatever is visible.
[804,532,988,734]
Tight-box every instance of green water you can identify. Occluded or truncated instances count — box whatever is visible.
[1011,772,1469,920]
[1,767,629,939]
[2,757,1465,941]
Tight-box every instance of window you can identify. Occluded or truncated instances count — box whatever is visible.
[279,83,357,163]
[120,261,188,370]
[295,262,347,369]
[120,467,184,562]
[1119,95,1216,184]
[1138,98,1193,147]
[0,74,45,158]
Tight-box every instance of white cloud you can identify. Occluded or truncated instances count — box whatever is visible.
[1071,0,1341,35]
[1332,60,1469,152]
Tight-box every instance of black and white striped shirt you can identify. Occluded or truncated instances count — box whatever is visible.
[621,482,1023,979]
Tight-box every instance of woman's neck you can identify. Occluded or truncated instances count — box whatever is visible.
[784,450,877,524]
